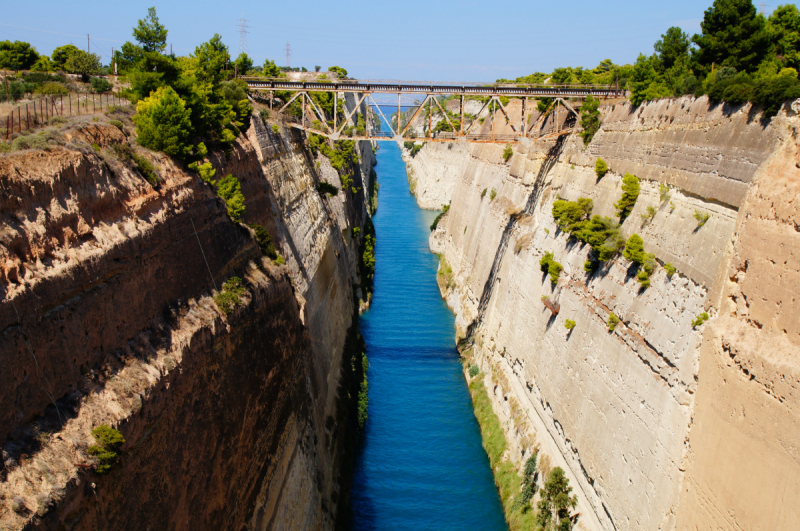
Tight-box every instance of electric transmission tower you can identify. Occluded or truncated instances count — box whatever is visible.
[285,42,291,68]
[237,14,250,56]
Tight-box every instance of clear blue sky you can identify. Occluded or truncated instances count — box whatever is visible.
[0,0,783,81]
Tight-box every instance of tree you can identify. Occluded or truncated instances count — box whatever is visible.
[655,27,691,70]
[614,173,640,221]
[65,50,102,81]
[768,4,800,70]
[328,65,348,79]
[692,0,769,73]
[31,55,55,72]
[263,59,281,77]
[193,34,230,86]
[579,95,600,145]
[133,7,168,53]
[133,85,193,159]
[233,52,253,76]
[0,41,40,71]
[534,467,578,531]
[51,44,80,71]
[630,54,671,106]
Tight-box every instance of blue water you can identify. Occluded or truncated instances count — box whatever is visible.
[349,141,508,531]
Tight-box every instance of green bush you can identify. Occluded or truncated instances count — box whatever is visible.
[694,209,710,227]
[640,205,656,222]
[109,119,125,131]
[316,181,339,197]
[90,77,113,93]
[552,197,593,231]
[503,144,513,162]
[34,82,68,95]
[584,259,597,273]
[114,143,159,185]
[249,224,278,259]
[692,312,710,328]
[133,85,193,159]
[11,133,49,151]
[614,173,640,222]
[595,158,608,179]
[664,262,677,278]
[214,276,247,314]
[624,233,656,288]
[88,425,125,474]
[216,174,246,222]
[481,188,488,199]
[564,319,576,331]
[410,143,423,157]
[273,253,285,266]
[608,312,620,332]
[272,124,280,134]
[579,95,601,145]
[430,204,450,231]
[659,183,670,203]
[490,188,497,200]
[571,216,625,261]
[469,365,480,378]
[539,252,563,284]
[0,142,10,153]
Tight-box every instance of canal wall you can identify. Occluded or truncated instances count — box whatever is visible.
[408,95,800,531]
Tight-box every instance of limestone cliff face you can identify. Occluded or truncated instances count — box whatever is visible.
[409,96,800,531]
[0,112,374,529]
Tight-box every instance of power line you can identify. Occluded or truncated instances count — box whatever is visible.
[236,13,250,56]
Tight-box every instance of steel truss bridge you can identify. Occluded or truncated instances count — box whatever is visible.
[243,78,623,144]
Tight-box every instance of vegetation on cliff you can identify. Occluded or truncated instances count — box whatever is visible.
[88,425,125,475]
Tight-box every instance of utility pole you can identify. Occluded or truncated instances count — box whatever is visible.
[285,42,291,69]
[237,14,250,56]
[87,34,90,53]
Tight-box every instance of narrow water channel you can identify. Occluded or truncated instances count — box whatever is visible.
[349,141,508,530]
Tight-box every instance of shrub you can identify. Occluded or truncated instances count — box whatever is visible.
[579,95,601,145]
[216,174,246,222]
[584,259,597,273]
[608,312,620,332]
[0,142,10,153]
[664,262,676,277]
[469,365,480,378]
[272,124,280,134]
[503,144,513,162]
[552,197,593,231]
[539,252,563,284]
[90,76,113,93]
[34,82,69,95]
[133,86,193,159]
[659,183,670,203]
[430,204,450,231]
[115,143,159,185]
[214,276,247,314]
[490,188,497,200]
[640,205,656,222]
[595,158,608,179]
[564,319,576,331]
[403,140,415,150]
[249,224,278,259]
[11,133,49,151]
[273,253,285,265]
[692,312,710,328]
[109,119,124,131]
[571,216,625,261]
[624,234,656,288]
[410,143,424,157]
[88,425,125,474]
[481,188,487,199]
[694,209,710,227]
[614,173,640,222]
[316,181,339,196]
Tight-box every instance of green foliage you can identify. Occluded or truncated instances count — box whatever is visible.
[584,259,597,273]
[641,205,657,222]
[579,95,601,145]
[0,40,40,71]
[134,86,193,159]
[595,158,608,179]
[0,142,11,153]
[90,77,113,93]
[608,313,620,332]
[133,7,168,53]
[273,253,285,266]
[513,450,539,511]
[112,143,159,184]
[34,81,68,95]
[539,252,563,284]
[692,0,768,74]
[503,144,514,162]
[481,188,488,199]
[263,59,282,77]
[564,319,576,331]
[359,219,376,297]
[430,204,450,231]
[88,425,125,474]
[214,276,247,314]
[12,133,50,151]
[469,364,480,378]
[328,66,349,79]
[624,233,656,287]
[65,50,102,81]
[490,188,497,200]
[659,183,671,203]
[664,262,677,277]
[692,312,710,328]
[552,197,593,231]
[192,34,229,86]
[51,44,80,70]
[272,124,280,134]
[768,5,800,70]
[571,216,626,261]
[694,209,710,227]
[614,173,640,222]
[403,140,415,150]
[316,181,339,197]
[534,467,578,531]
[216,174,246,222]
[233,52,254,75]
[248,224,278,259]
[409,143,424,157]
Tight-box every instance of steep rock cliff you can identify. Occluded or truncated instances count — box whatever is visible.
[0,110,375,530]
[408,96,799,531]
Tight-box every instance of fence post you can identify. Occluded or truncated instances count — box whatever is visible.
[26,103,30,130]
[6,114,10,140]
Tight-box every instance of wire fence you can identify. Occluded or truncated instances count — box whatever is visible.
[3,92,132,140]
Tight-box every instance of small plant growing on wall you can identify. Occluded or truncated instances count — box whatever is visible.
[659,183,670,203]
[640,206,656,223]
[503,144,513,162]
[214,277,247,314]
[664,263,676,278]
[595,158,608,180]
[481,188,488,199]
[490,188,497,200]
[614,173,640,222]
[564,319,576,331]
[694,210,710,227]
[692,312,709,328]
[88,425,125,474]
[469,365,480,378]
[540,252,563,284]
[608,312,620,332]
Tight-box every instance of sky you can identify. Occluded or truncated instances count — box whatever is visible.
[0,0,783,81]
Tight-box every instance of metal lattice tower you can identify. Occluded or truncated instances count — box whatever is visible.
[237,14,250,55]
[285,42,291,68]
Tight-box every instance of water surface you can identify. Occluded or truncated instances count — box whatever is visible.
[349,141,507,531]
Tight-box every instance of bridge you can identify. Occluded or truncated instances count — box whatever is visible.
[243,78,624,144]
